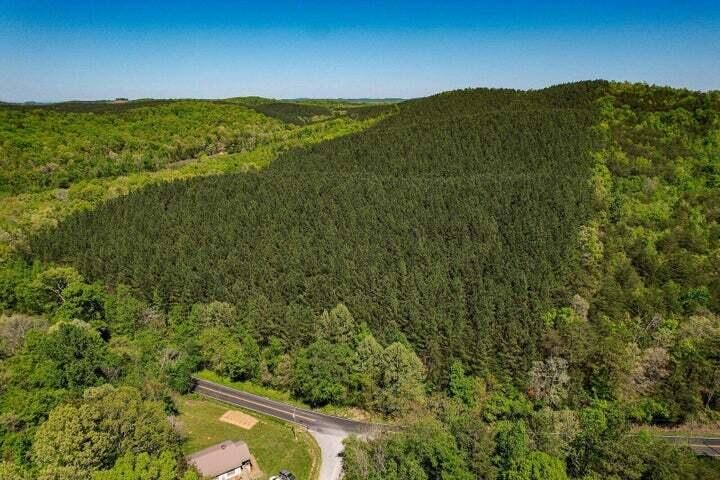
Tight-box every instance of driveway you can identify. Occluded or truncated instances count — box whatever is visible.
[193,378,386,480]
[309,430,346,480]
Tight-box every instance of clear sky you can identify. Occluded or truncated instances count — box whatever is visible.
[2,1,719,101]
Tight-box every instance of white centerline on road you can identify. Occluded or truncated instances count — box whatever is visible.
[195,385,316,423]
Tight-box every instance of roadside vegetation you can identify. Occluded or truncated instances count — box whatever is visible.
[177,396,318,480]
[0,82,719,479]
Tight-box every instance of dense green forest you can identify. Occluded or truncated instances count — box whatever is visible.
[1,99,175,113]
[27,82,605,382]
[241,99,397,124]
[248,102,334,124]
[1,81,719,479]
[0,100,285,194]
[0,98,392,196]
[0,99,387,261]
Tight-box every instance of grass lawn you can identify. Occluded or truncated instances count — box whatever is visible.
[177,395,319,480]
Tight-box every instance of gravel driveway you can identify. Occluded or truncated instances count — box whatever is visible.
[309,430,346,480]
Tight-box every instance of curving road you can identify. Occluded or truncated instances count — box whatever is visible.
[192,378,389,480]
[192,378,719,480]
[660,435,720,457]
[193,378,384,436]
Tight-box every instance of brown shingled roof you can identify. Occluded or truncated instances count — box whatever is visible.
[187,440,252,478]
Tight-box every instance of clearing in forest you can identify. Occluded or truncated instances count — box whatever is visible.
[220,410,259,430]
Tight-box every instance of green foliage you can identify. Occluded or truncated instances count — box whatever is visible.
[198,327,261,381]
[503,451,568,480]
[11,320,114,390]
[249,101,333,124]
[3,80,719,480]
[316,303,360,345]
[343,420,475,480]
[561,82,720,418]
[447,361,476,407]
[32,385,179,475]
[0,112,377,260]
[53,281,106,322]
[0,101,281,194]
[374,342,427,415]
[0,260,37,311]
[566,402,645,479]
[91,451,198,480]
[482,386,533,422]
[27,266,83,313]
[0,461,31,479]
[494,421,529,473]
[528,408,580,458]
[165,355,201,394]
[0,386,67,465]
[344,103,399,120]
[30,82,605,381]
[440,402,498,479]
[665,313,720,416]
[105,284,148,335]
[188,301,238,329]
[292,339,356,406]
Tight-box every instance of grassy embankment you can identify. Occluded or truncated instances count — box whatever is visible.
[177,395,320,480]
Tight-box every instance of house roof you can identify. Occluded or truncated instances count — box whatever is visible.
[187,440,252,478]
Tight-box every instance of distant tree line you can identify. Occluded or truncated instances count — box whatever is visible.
[0,100,287,194]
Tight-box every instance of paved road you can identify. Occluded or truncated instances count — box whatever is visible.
[194,378,720,480]
[193,378,390,480]
[193,378,384,436]
[660,435,720,457]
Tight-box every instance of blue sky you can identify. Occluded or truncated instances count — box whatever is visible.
[2,1,719,101]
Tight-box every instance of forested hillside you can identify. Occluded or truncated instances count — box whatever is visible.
[248,101,334,124]
[0,98,392,196]
[0,98,386,261]
[0,100,283,194]
[3,81,719,479]
[29,82,605,382]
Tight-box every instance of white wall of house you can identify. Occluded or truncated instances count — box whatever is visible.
[214,465,246,480]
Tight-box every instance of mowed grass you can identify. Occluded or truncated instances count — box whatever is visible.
[177,395,319,480]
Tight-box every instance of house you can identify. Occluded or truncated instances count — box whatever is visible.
[187,440,254,480]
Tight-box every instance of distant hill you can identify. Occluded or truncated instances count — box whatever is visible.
[0,98,177,113]
[0,97,389,194]
[289,97,405,104]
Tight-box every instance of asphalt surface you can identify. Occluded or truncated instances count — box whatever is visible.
[194,378,720,464]
[660,435,720,457]
[194,378,389,480]
[193,378,384,436]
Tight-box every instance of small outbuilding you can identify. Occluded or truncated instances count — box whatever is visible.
[187,440,254,480]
